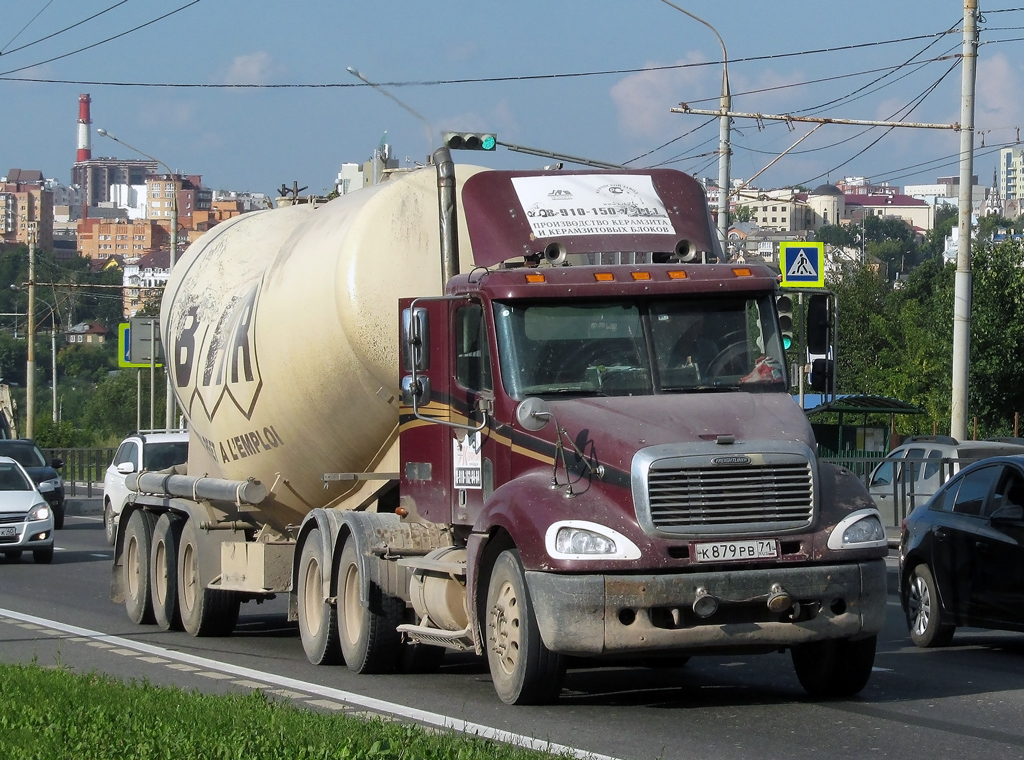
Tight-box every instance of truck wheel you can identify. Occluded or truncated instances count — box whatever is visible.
[123,510,157,625]
[337,539,403,673]
[906,564,955,648]
[485,549,565,705]
[177,517,240,637]
[53,502,65,530]
[297,529,342,665]
[104,500,117,546]
[150,513,184,631]
[33,546,54,564]
[791,635,876,698]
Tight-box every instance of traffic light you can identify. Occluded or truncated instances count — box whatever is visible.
[776,294,794,351]
[807,294,830,355]
[442,131,497,151]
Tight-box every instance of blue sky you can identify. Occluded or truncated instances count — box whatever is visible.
[2,1,1022,196]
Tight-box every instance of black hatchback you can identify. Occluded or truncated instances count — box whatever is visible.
[900,454,1024,647]
[0,440,64,529]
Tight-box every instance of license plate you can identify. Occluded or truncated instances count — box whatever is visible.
[693,539,778,563]
[0,526,16,538]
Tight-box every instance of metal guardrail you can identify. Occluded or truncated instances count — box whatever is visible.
[44,447,115,499]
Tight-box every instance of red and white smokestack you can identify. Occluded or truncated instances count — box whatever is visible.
[76,93,92,162]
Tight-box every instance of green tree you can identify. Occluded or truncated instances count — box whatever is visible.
[82,369,165,439]
[814,223,858,247]
[976,213,1014,241]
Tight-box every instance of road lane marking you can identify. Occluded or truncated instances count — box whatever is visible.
[0,607,620,760]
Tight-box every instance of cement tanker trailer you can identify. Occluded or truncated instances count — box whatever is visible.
[112,149,889,705]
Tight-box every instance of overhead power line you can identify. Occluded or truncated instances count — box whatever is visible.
[0,27,968,86]
[0,1,129,57]
[0,1,203,77]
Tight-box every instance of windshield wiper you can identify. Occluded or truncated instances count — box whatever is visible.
[660,384,741,393]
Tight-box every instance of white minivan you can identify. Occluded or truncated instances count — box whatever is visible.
[868,436,1024,525]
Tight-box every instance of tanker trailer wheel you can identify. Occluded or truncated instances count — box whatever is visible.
[337,539,403,673]
[123,509,157,624]
[177,517,240,637]
[297,528,342,665]
[485,549,565,705]
[150,512,184,631]
[791,634,877,698]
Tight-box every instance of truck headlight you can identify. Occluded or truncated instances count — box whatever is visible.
[545,520,641,560]
[28,503,51,522]
[827,509,888,550]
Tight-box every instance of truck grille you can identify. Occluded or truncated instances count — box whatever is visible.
[633,445,816,537]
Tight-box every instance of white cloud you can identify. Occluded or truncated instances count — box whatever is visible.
[610,53,714,139]
[223,52,280,85]
[977,52,1024,140]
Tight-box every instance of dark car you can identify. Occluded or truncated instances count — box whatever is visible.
[0,439,64,529]
[899,454,1024,647]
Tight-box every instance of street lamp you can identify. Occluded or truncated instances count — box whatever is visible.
[11,283,59,431]
[346,66,436,165]
[36,296,59,425]
[96,128,177,430]
[657,1,731,252]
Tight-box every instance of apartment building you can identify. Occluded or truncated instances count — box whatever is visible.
[1,169,54,249]
[77,218,168,260]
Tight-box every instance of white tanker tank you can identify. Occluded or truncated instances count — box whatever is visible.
[161,165,485,533]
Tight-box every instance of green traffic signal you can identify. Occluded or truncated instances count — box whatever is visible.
[442,131,497,151]
[776,294,794,351]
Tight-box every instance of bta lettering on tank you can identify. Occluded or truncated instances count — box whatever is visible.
[173,280,264,422]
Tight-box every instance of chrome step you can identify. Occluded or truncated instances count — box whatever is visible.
[397,623,474,651]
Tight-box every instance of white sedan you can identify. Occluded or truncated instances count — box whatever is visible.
[0,455,55,563]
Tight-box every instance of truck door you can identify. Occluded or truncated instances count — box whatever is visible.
[399,298,453,525]
[450,300,499,527]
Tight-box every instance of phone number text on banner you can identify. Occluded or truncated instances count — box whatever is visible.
[511,174,675,238]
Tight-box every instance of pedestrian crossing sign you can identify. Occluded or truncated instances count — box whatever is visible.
[780,242,825,288]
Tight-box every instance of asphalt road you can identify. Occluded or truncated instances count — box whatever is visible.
[2,502,1024,760]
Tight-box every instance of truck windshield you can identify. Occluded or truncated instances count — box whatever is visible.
[493,294,787,398]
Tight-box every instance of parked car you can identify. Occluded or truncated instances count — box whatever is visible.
[0,439,65,529]
[103,431,189,545]
[868,436,1024,526]
[0,455,55,563]
[899,454,1024,647]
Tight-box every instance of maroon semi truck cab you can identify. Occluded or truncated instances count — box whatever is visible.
[396,165,887,704]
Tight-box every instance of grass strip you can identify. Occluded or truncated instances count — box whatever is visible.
[0,663,565,760]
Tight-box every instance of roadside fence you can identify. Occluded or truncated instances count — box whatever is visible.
[45,447,115,498]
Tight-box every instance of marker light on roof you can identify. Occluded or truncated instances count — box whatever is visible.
[631,272,651,280]
[525,273,546,283]
[667,270,688,279]
[732,268,753,277]
[594,272,614,281]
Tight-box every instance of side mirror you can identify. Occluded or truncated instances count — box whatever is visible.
[516,397,552,432]
[51,457,63,469]
[116,461,136,475]
[400,375,432,406]
[401,307,430,372]
[991,503,1024,525]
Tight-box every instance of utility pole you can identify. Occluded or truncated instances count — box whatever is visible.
[25,224,36,439]
[951,0,979,441]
